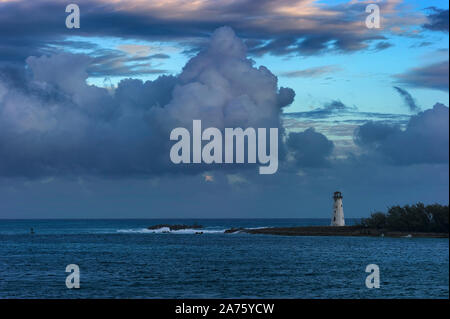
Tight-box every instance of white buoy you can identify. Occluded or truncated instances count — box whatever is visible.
[331,191,345,226]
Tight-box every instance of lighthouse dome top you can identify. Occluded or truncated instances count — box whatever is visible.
[333,191,343,199]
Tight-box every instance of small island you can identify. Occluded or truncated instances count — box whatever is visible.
[225,203,449,238]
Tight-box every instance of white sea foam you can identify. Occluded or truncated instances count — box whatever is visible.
[116,227,226,234]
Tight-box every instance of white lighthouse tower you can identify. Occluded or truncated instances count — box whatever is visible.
[331,191,345,226]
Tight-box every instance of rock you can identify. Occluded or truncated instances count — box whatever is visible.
[224,228,244,234]
[147,224,203,231]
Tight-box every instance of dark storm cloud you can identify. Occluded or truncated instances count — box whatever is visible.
[373,41,394,51]
[285,110,409,124]
[354,121,402,147]
[285,100,358,120]
[354,103,449,165]
[0,27,293,178]
[114,76,177,110]
[276,87,296,108]
[394,60,449,92]
[249,37,298,57]
[423,7,449,32]
[286,128,334,168]
[0,1,171,75]
[249,33,386,57]
[0,0,421,65]
[149,54,170,59]
[322,100,356,112]
[393,86,420,112]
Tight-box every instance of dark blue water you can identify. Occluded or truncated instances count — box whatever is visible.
[0,219,448,298]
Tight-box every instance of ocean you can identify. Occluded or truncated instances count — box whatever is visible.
[0,219,448,299]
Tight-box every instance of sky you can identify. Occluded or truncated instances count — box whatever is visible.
[0,0,448,218]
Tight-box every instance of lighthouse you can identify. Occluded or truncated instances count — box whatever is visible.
[331,191,345,226]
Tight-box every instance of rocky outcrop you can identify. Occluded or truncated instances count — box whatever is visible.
[224,227,245,234]
[147,224,203,231]
[224,225,449,238]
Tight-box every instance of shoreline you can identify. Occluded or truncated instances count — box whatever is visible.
[225,225,449,238]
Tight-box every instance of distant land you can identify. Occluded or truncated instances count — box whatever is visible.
[227,203,449,238]
[147,203,449,238]
[224,225,448,238]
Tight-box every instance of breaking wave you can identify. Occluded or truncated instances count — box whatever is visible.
[116,227,226,234]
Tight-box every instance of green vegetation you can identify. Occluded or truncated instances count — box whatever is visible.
[359,203,449,233]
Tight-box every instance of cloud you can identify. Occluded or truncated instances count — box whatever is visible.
[88,51,169,77]
[394,60,449,92]
[285,100,358,121]
[117,44,153,57]
[18,39,171,77]
[0,0,426,66]
[354,103,449,165]
[276,87,295,108]
[373,41,394,51]
[226,174,249,185]
[322,100,356,112]
[409,41,433,48]
[149,53,170,59]
[393,86,420,112]
[287,128,334,167]
[0,27,293,178]
[281,65,341,78]
[423,7,449,32]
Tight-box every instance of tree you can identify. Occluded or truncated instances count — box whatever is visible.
[361,212,386,229]
[359,203,448,233]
